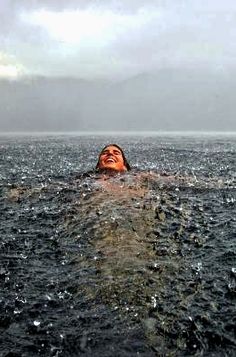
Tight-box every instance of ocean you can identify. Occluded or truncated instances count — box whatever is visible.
[0,133,235,356]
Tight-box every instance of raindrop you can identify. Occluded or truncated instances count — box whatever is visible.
[151,295,157,308]
[33,320,41,326]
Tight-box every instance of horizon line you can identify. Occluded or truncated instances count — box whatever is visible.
[0,131,236,137]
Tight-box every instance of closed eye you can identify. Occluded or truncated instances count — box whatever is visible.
[101,150,121,155]
[101,150,110,155]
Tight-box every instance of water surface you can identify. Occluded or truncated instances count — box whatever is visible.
[0,134,235,356]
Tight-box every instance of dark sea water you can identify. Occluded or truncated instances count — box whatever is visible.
[0,134,235,357]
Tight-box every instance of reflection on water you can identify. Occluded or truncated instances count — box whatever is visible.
[0,135,236,356]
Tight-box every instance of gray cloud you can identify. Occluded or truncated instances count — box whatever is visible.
[1,0,236,79]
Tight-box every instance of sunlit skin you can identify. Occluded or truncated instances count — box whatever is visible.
[98,145,128,172]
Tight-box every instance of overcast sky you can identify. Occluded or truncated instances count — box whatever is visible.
[1,0,236,80]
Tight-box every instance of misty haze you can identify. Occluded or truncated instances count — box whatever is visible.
[1,67,235,133]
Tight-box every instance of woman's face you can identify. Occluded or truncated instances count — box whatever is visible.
[98,145,127,172]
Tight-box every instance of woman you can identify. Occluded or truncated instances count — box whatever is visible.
[96,144,131,173]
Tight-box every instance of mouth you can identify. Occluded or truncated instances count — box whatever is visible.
[105,157,116,164]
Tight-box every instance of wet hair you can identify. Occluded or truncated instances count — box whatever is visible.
[96,144,131,171]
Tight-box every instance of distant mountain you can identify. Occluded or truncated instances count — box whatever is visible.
[105,68,235,131]
[0,69,235,132]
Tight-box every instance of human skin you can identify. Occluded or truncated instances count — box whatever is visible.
[98,145,128,172]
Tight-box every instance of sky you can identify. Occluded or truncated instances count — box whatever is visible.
[1,0,236,80]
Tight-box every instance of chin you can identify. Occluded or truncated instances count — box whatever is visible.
[103,164,118,170]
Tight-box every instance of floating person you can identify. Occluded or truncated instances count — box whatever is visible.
[60,144,194,345]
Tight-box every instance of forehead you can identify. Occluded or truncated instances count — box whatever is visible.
[102,145,122,153]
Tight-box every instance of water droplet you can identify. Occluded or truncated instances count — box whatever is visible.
[151,296,157,308]
[33,320,41,326]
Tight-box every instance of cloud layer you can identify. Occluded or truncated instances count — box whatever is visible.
[1,0,236,79]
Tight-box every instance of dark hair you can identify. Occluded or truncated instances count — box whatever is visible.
[95,144,131,171]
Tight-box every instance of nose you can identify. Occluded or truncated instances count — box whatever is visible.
[106,150,113,156]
